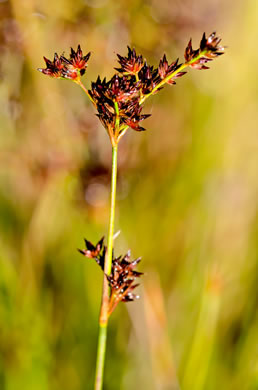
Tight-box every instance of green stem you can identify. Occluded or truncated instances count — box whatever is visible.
[94,144,118,390]
[114,101,120,138]
[106,144,118,275]
[76,78,96,107]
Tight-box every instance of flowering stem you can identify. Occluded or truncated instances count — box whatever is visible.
[94,144,118,390]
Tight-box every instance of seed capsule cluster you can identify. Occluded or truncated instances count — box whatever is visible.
[38,32,224,144]
[78,237,143,315]
[184,32,224,70]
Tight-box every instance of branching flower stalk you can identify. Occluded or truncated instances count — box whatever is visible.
[38,32,225,390]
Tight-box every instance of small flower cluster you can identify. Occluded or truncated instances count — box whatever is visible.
[158,56,186,84]
[78,237,143,316]
[184,32,224,70]
[88,50,186,140]
[38,32,224,145]
[115,46,144,74]
[38,45,91,81]
[89,74,151,134]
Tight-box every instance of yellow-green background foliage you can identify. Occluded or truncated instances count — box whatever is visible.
[0,0,257,389]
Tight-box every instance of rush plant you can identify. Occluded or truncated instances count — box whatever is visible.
[38,32,225,390]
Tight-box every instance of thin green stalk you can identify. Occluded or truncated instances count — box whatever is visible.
[105,144,118,276]
[94,144,118,390]
[114,101,120,138]
[75,78,96,106]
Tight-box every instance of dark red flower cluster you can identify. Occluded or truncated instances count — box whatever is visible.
[107,251,143,314]
[115,46,144,75]
[184,32,224,70]
[88,45,188,137]
[38,53,65,78]
[158,56,187,84]
[89,74,150,133]
[78,236,105,260]
[78,237,143,314]
[38,45,91,80]
[38,32,224,143]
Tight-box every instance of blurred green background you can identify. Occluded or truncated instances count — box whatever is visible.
[0,0,258,389]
